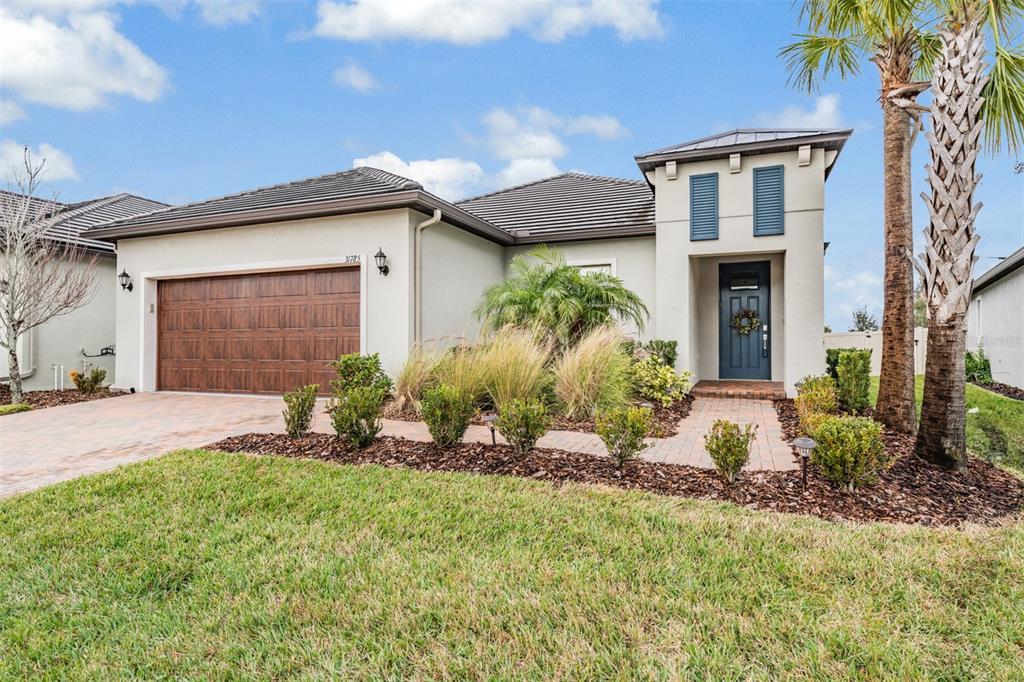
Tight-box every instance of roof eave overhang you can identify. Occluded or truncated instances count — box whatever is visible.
[512,223,655,245]
[973,250,1024,294]
[633,130,853,174]
[86,190,514,246]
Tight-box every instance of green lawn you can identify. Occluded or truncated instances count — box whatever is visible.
[870,376,1024,471]
[3,451,1023,679]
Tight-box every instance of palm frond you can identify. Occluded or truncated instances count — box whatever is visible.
[981,45,1024,153]
[780,33,865,92]
[913,30,942,79]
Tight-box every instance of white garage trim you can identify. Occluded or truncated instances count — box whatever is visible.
[136,255,367,392]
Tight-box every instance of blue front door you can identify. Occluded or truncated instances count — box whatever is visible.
[719,261,771,380]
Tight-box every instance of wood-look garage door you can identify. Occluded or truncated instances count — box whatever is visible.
[158,266,359,394]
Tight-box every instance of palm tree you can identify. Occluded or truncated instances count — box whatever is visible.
[915,0,1024,467]
[782,0,940,434]
[475,245,648,347]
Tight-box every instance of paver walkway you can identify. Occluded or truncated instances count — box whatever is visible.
[1,392,796,498]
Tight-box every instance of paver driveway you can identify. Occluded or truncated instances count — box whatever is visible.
[1,392,796,498]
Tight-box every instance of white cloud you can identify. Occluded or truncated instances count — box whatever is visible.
[1,140,80,182]
[194,0,262,25]
[353,150,485,200]
[825,265,882,327]
[0,100,26,125]
[756,94,843,129]
[332,61,378,92]
[0,5,169,111]
[313,0,663,45]
[494,157,561,188]
[562,114,629,139]
[483,108,568,161]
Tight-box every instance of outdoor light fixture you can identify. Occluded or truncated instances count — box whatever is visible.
[118,269,133,292]
[793,436,816,489]
[482,412,497,445]
[374,247,389,276]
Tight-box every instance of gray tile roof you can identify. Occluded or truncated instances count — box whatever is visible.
[973,245,1024,294]
[457,173,655,243]
[635,127,853,175]
[89,167,423,233]
[0,190,167,254]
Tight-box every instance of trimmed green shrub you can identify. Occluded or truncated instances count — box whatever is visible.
[704,419,756,483]
[965,348,993,384]
[0,403,32,416]
[795,374,838,436]
[836,350,871,414]
[496,399,550,456]
[630,355,691,407]
[644,340,678,368]
[421,384,474,448]
[812,415,887,490]
[328,386,384,448]
[331,353,393,396]
[596,406,653,469]
[282,384,319,438]
[826,347,868,380]
[69,367,106,394]
[554,326,630,419]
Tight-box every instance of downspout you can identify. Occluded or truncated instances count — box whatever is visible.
[414,209,442,344]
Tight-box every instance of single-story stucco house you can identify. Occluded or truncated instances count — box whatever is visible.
[83,127,852,398]
[968,245,1024,388]
[1,191,166,391]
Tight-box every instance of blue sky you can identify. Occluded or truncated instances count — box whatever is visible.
[2,0,1021,332]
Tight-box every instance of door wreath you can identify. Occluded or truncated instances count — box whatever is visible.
[730,308,761,336]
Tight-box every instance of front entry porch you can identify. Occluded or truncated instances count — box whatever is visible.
[692,380,787,400]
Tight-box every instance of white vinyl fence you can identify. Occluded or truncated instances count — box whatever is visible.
[824,329,929,375]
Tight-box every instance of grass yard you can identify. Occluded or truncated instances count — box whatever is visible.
[870,375,1024,471]
[3,450,1023,679]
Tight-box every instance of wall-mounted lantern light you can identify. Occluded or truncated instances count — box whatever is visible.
[118,268,133,292]
[374,247,389,276]
[793,436,816,489]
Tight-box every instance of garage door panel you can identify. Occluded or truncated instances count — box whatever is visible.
[158,266,359,395]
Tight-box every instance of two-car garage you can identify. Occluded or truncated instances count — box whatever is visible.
[157,266,359,394]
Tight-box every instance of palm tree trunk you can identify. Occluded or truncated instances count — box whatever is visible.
[875,95,917,433]
[916,10,987,468]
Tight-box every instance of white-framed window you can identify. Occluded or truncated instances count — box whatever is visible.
[568,258,617,276]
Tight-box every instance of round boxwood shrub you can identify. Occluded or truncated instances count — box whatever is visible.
[812,415,887,490]
[420,384,474,448]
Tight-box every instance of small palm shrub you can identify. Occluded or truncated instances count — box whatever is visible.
[331,353,393,396]
[795,374,838,436]
[704,419,756,483]
[387,346,439,417]
[554,326,631,419]
[812,415,886,490]
[282,384,319,438]
[630,355,690,407]
[476,326,552,409]
[596,406,653,469]
[69,367,106,394]
[496,398,550,456]
[328,386,384,448]
[0,403,32,416]
[420,384,474,448]
[836,350,871,414]
[965,348,993,384]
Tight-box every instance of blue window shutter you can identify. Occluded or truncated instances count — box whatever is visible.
[690,172,718,241]
[753,165,784,236]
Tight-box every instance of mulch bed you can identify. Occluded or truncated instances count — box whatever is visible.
[207,431,1024,528]
[386,396,694,437]
[972,381,1024,402]
[0,385,123,410]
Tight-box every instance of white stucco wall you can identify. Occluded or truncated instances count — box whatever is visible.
[505,236,657,340]
[418,213,505,345]
[113,209,417,391]
[4,256,118,391]
[650,148,828,394]
[968,269,1024,388]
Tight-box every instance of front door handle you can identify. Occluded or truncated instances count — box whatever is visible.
[762,333,768,357]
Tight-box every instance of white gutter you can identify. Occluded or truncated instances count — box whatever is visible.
[414,209,442,343]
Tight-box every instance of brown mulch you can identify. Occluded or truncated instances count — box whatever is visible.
[386,396,694,437]
[973,381,1024,401]
[206,431,1024,527]
[0,385,123,409]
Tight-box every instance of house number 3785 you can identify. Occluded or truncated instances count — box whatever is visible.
[345,255,361,263]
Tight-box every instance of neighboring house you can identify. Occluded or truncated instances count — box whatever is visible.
[1,191,167,391]
[87,127,851,397]
[968,245,1024,388]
